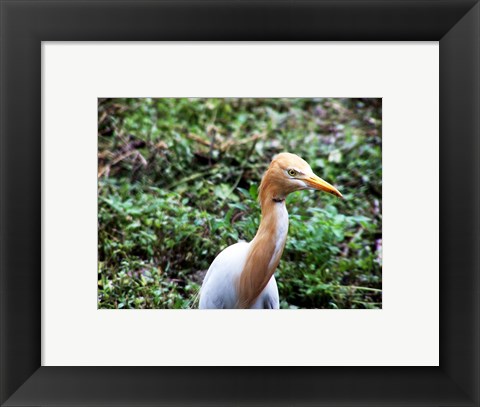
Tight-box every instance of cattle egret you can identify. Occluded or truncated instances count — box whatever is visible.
[199,152,342,309]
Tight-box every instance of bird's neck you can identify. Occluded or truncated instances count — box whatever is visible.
[236,198,289,308]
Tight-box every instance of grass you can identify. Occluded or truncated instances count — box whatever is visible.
[98,98,382,309]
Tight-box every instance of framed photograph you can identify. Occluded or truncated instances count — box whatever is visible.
[43,43,436,368]
[1,1,479,406]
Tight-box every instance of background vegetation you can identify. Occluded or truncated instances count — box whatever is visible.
[98,98,382,309]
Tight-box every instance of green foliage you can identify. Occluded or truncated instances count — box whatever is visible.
[98,98,382,309]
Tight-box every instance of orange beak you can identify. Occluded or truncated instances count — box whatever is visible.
[305,174,343,198]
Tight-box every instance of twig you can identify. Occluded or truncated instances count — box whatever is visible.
[111,149,137,166]
[166,166,220,189]
[219,133,262,205]
[333,284,382,293]
[187,133,216,148]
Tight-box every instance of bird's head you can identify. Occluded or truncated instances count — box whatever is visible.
[258,152,342,204]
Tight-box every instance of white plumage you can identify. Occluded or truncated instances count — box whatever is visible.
[200,197,288,309]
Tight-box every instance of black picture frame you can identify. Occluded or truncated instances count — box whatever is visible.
[1,1,479,406]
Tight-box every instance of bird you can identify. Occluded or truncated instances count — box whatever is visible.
[198,152,342,309]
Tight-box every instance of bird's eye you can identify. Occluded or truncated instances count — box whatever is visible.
[287,169,297,177]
